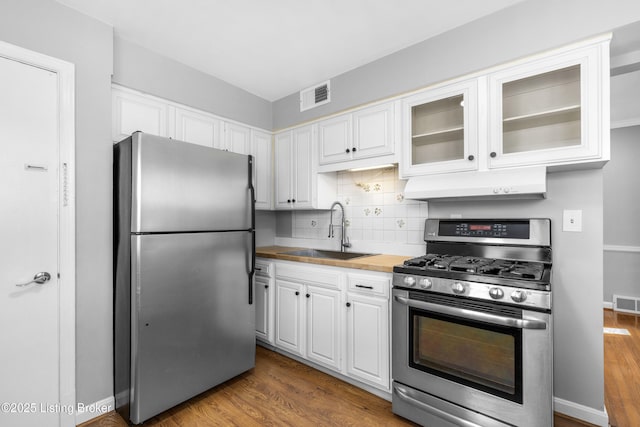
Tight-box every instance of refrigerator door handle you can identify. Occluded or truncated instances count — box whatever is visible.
[248,155,255,305]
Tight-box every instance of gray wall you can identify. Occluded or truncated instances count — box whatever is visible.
[428,169,605,411]
[0,0,114,407]
[273,0,640,130]
[603,126,640,301]
[113,37,272,130]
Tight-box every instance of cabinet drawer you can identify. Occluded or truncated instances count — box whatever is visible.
[255,260,272,277]
[347,274,390,297]
[276,263,341,289]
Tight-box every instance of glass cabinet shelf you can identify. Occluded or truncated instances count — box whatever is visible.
[500,64,581,155]
[412,126,464,140]
[410,94,465,165]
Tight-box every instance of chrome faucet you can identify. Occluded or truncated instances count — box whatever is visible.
[328,201,351,252]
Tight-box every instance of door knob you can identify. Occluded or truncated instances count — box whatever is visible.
[15,272,51,287]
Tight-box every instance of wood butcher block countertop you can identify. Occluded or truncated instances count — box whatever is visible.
[256,246,412,273]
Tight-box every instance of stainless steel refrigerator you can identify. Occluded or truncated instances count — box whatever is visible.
[113,132,256,424]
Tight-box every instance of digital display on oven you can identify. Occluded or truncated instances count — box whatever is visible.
[438,220,530,239]
[469,224,492,231]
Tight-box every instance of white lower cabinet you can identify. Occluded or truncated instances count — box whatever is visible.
[255,259,275,344]
[274,264,342,371]
[274,279,342,370]
[346,292,389,389]
[270,261,391,393]
[345,272,390,390]
[306,285,342,370]
[275,279,305,355]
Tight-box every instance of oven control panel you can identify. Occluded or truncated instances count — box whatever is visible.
[392,273,551,311]
[438,220,529,239]
[424,218,551,247]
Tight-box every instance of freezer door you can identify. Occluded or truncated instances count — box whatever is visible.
[130,232,255,424]
[131,132,251,233]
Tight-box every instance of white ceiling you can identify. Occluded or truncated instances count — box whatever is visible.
[56,0,523,101]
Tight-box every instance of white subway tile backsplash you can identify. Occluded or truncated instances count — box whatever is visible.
[291,165,428,246]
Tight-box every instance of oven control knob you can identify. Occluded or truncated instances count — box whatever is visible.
[511,290,527,303]
[403,276,416,287]
[489,287,504,299]
[452,282,465,294]
[419,278,432,289]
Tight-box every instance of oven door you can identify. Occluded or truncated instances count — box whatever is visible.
[392,288,552,427]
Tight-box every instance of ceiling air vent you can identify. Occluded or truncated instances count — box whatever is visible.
[300,80,330,112]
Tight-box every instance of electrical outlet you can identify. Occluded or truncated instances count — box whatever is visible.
[563,210,582,232]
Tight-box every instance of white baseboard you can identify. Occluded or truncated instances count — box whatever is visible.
[75,396,115,425]
[554,397,609,427]
[603,301,613,310]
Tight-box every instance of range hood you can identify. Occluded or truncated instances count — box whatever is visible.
[404,166,547,201]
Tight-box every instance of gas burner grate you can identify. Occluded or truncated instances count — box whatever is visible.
[449,257,495,273]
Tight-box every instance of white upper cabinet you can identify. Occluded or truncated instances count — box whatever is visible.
[112,87,170,142]
[352,102,396,159]
[274,125,336,210]
[400,79,479,177]
[112,85,276,209]
[318,114,352,164]
[399,34,610,177]
[292,126,314,208]
[317,101,398,172]
[275,126,313,209]
[274,131,294,209]
[487,37,610,169]
[251,130,272,210]
[174,107,222,148]
[223,122,251,154]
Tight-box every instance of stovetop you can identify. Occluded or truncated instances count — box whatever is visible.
[394,253,551,291]
[392,219,552,309]
[401,254,546,280]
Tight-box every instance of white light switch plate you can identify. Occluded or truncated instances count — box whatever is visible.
[563,210,582,232]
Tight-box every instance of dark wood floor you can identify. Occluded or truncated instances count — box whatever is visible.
[83,309,640,427]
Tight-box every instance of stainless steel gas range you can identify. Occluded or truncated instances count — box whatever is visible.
[392,218,553,427]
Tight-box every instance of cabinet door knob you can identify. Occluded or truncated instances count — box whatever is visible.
[265,285,269,289]
[345,148,350,153]
[468,155,474,161]
[287,199,291,203]
[352,147,357,152]
[295,291,300,296]
[490,152,497,158]
[292,199,296,203]
[346,302,351,307]
[306,293,310,298]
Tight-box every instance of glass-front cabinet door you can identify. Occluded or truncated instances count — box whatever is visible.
[487,38,609,169]
[401,79,478,177]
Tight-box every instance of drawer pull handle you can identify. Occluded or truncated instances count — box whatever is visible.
[355,284,374,290]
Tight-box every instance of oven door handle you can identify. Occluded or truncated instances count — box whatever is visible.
[394,296,547,330]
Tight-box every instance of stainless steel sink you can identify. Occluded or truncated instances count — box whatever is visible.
[280,249,376,260]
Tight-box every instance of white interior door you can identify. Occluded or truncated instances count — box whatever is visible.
[0,54,63,426]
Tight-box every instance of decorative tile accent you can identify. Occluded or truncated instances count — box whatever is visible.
[374,207,382,216]
[356,182,371,192]
[364,208,371,216]
[396,193,404,202]
[397,219,405,228]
